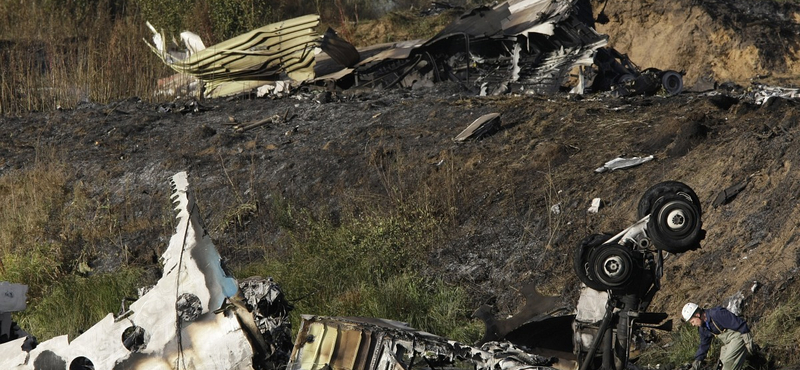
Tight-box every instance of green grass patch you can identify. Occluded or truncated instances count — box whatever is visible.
[754,290,800,365]
[15,268,144,341]
[638,323,719,368]
[0,155,161,341]
[0,159,71,295]
[237,203,483,344]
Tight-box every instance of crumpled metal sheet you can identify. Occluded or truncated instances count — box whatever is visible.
[146,15,320,98]
[453,113,501,142]
[0,172,261,370]
[151,0,612,98]
[328,0,607,95]
[594,155,654,173]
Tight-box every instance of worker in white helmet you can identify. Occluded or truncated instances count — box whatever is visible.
[681,302,755,370]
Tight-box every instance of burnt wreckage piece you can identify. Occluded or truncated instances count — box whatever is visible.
[573,181,705,370]
[589,47,684,96]
[331,0,609,95]
[319,0,683,96]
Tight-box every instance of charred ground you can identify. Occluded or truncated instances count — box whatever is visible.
[2,0,800,367]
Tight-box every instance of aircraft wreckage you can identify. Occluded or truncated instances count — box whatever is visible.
[146,0,684,98]
[0,172,705,370]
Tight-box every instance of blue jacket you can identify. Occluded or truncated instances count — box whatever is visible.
[694,306,750,361]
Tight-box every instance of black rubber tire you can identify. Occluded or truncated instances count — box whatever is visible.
[573,233,612,291]
[661,70,684,95]
[637,181,701,219]
[647,194,704,253]
[617,73,636,84]
[590,244,638,289]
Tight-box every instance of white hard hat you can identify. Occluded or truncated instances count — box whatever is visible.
[682,302,699,321]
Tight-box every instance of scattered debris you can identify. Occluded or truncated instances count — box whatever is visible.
[257,81,294,98]
[712,179,748,208]
[473,283,575,365]
[329,0,608,95]
[587,198,602,213]
[594,155,654,173]
[751,83,800,105]
[0,282,27,312]
[157,98,213,114]
[453,113,501,142]
[723,291,745,316]
[586,47,684,96]
[234,109,293,132]
[420,2,465,16]
[0,180,710,370]
[147,0,688,99]
[0,282,35,351]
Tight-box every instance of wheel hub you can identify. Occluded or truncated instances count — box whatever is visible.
[666,208,686,229]
[603,256,624,277]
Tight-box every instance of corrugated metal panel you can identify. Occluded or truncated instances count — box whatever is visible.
[146,14,320,97]
[299,322,327,370]
[331,326,362,370]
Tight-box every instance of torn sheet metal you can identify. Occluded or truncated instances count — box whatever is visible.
[315,0,607,95]
[0,172,274,370]
[288,315,558,370]
[453,113,501,142]
[146,15,320,98]
[320,28,360,68]
[594,155,654,173]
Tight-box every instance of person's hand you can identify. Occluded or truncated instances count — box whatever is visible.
[691,359,703,370]
[743,332,755,353]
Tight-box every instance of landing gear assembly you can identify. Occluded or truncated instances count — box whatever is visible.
[573,181,705,370]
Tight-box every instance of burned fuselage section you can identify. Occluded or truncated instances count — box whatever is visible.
[286,315,560,370]
[326,0,609,96]
[315,0,682,96]
[146,0,684,98]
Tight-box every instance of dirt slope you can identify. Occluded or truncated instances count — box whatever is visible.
[593,0,800,87]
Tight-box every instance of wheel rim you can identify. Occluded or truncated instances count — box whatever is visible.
[602,255,625,279]
[591,245,636,288]
[656,200,696,238]
[648,193,704,253]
